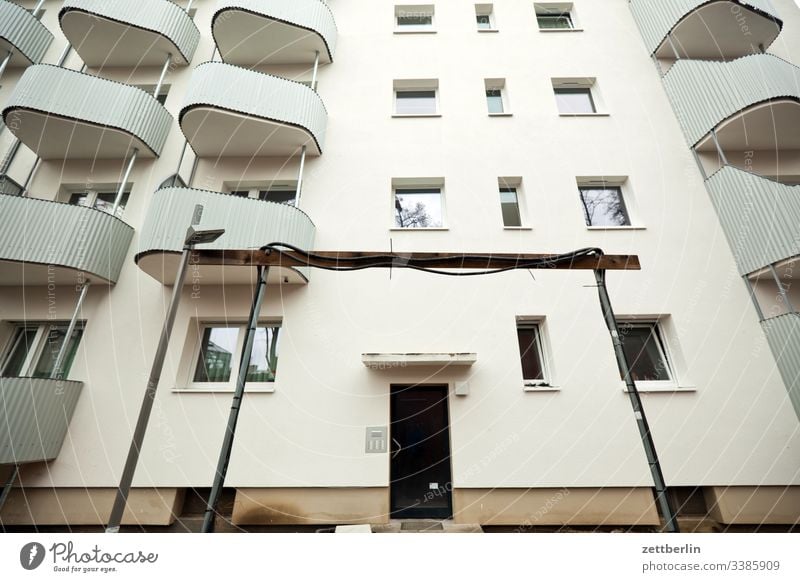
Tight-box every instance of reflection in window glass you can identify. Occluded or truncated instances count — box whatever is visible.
[395,90,437,115]
[246,327,281,382]
[33,326,84,379]
[259,190,297,206]
[476,14,492,29]
[397,14,433,27]
[554,88,595,113]
[500,187,522,227]
[486,89,504,113]
[394,188,443,228]
[537,13,573,29]
[578,186,630,227]
[194,327,239,383]
[619,323,671,381]
[1,327,38,377]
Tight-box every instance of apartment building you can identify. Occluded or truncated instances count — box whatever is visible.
[0,0,799,531]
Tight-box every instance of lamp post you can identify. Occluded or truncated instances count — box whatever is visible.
[106,206,224,533]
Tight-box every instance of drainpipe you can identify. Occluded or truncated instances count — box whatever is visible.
[0,465,19,512]
[51,283,90,381]
[295,146,307,207]
[202,266,270,533]
[154,54,172,99]
[112,149,138,216]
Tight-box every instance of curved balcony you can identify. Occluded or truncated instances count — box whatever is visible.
[0,194,134,285]
[0,0,53,66]
[2,65,172,159]
[136,187,316,284]
[663,54,800,147]
[629,0,782,59]
[59,0,200,67]
[761,313,800,418]
[213,0,337,65]
[706,166,800,276]
[180,62,327,158]
[1,377,83,465]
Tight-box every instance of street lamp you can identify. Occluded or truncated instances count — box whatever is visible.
[106,206,223,533]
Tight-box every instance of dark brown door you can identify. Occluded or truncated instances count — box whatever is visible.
[390,385,453,518]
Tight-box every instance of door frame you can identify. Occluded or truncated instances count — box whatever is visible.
[389,384,453,519]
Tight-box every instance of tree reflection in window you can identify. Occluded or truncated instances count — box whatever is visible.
[394,188,443,228]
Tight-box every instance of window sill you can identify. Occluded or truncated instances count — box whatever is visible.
[586,225,646,231]
[558,112,610,117]
[477,28,499,33]
[538,28,584,33]
[621,382,696,393]
[392,113,442,118]
[488,112,513,117]
[524,383,560,392]
[389,227,449,232]
[394,29,437,35]
[503,226,533,231]
[173,385,276,394]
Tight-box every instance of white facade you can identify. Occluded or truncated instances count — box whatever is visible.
[1,0,799,529]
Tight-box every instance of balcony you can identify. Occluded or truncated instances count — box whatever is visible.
[0,377,83,465]
[0,194,134,285]
[706,166,800,276]
[2,65,172,159]
[761,313,800,418]
[180,62,327,158]
[213,0,337,65]
[629,0,782,61]
[0,0,53,66]
[59,0,200,67]
[136,187,316,284]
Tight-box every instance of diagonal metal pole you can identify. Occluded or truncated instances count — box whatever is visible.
[202,266,270,532]
[594,269,680,533]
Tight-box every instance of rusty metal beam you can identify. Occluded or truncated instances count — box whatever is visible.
[191,249,641,271]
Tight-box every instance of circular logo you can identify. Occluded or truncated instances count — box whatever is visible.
[19,542,46,570]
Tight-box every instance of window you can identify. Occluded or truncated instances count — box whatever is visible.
[395,5,435,31]
[394,187,444,228]
[225,183,297,205]
[484,78,508,114]
[135,84,170,105]
[259,188,297,205]
[578,185,630,227]
[1,323,84,379]
[0,174,24,197]
[517,323,545,382]
[192,324,281,386]
[68,190,130,218]
[499,187,522,227]
[535,3,576,30]
[475,4,495,30]
[618,322,671,382]
[554,87,595,114]
[394,80,439,115]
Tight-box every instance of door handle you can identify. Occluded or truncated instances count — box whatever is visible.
[391,437,402,459]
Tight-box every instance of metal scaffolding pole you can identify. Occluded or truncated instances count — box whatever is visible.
[202,266,270,533]
[594,269,680,533]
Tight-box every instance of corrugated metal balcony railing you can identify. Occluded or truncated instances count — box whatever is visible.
[662,53,800,146]
[629,0,782,56]
[136,187,316,284]
[706,166,800,276]
[213,0,337,65]
[0,0,53,66]
[59,0,200,67]
[2,65,173,159]
[0,194,134,285]
[180,61,327,157]
[0,377,83,465]
[762,313,800,417]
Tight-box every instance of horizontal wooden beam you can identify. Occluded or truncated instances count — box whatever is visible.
[191,249,641,271]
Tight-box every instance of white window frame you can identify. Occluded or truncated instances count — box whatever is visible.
[187,322,282,391]
[394,4,436,33]
[391,178,447,230]
[516,318,557,391]
[617,320,674,388]
[498,177,530,229]
[0,322,84,379]
[393,80,440,117]
[485,78,511,116]
[575,176,643,230]
[552,78,607,116]
[66,188,130,218]
[475,4,497,32]
[534,2,581,32]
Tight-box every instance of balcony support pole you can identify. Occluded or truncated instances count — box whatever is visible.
[594,269,680,533]
[202,265,270,533]
[710,129,729,166]
[666,33,681,61]
[295,146,307,207]
[311,51,320,91]
[20,157,40,196]
[691,147,708,181]
[51,282,90,381]
[32,0,46,18]
[743,275,766,322]
[171,141,189,187]
[0,51,11,82]
[185,0,195,12]
[154,54,172,99]
[0,465,19,512]
[56,44,72,67]
[113,149,138,215]
[0,139,21,176]
[769,264,796,314]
